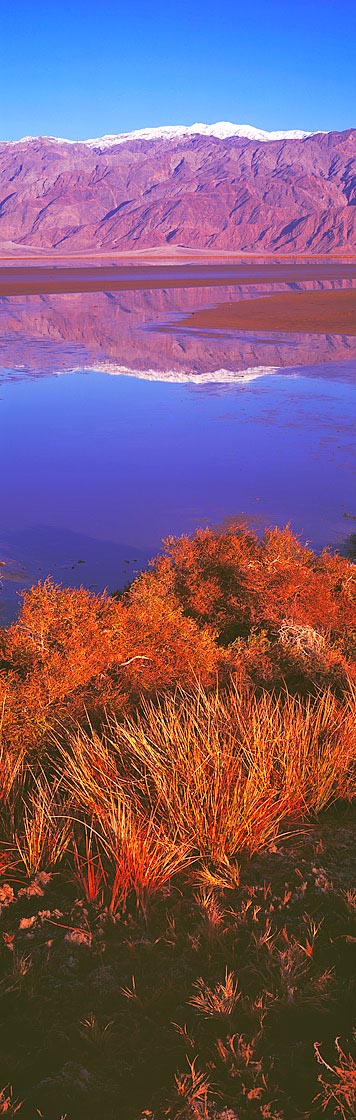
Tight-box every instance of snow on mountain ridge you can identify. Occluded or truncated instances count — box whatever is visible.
[2,121,314,148]
[85,122,314,147]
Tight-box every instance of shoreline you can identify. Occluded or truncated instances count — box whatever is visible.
[1,259,356,297]
[1,249,356,264]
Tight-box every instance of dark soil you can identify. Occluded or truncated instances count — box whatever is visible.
[1,806,355,1119]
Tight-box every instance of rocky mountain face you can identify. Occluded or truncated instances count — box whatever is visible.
[1,126,356,254]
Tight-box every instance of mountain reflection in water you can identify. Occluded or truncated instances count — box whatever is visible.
[1,277,356,384]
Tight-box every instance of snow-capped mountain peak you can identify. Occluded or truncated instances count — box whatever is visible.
[84,122,313,148]
[2,121,314,148]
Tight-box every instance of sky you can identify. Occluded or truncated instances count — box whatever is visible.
[0,0,355,141]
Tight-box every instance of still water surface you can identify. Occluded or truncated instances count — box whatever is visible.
[1,268,356,621]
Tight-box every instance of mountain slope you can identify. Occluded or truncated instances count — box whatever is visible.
[0,125,356,254]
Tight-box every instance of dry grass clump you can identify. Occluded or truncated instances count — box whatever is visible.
[59,685,356,888]
[0,1084,23,1115]
[97,805,193,913]
[15,774,72,877]
[0,720,355,1118]
[173,1057,210,1120]
[0,700,25,806]
[190,968,240,1018]
[314,1035,356,1119]
[5,676,353,918]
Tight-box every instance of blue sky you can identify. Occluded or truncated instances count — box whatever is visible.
[0,0,355,141]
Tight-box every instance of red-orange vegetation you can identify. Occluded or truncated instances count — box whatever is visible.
[0,567,221,758]
[1,531,356,1120]
[152,525,356,640]
[0,525,355,764]
[123,569,220,693]
[148,525,356,681]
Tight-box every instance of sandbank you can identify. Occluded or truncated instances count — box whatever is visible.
[177,287,356,335]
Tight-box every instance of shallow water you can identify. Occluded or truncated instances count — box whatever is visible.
[1,268,356,622]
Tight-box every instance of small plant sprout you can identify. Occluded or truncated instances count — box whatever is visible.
[190,968,240,1018]
[174,1057,210,1119]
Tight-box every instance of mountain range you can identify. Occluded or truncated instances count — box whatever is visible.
[1,122,356,255]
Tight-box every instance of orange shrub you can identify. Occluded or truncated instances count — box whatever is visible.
[0,526,355,761]
[149,526,356,645]
[0,569,221,757]
[146,526,356,689]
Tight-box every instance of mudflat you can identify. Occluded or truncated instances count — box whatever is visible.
[178,286,356,334]
[1,260,356,296]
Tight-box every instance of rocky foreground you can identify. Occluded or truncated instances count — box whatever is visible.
[1,526,356,1116]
